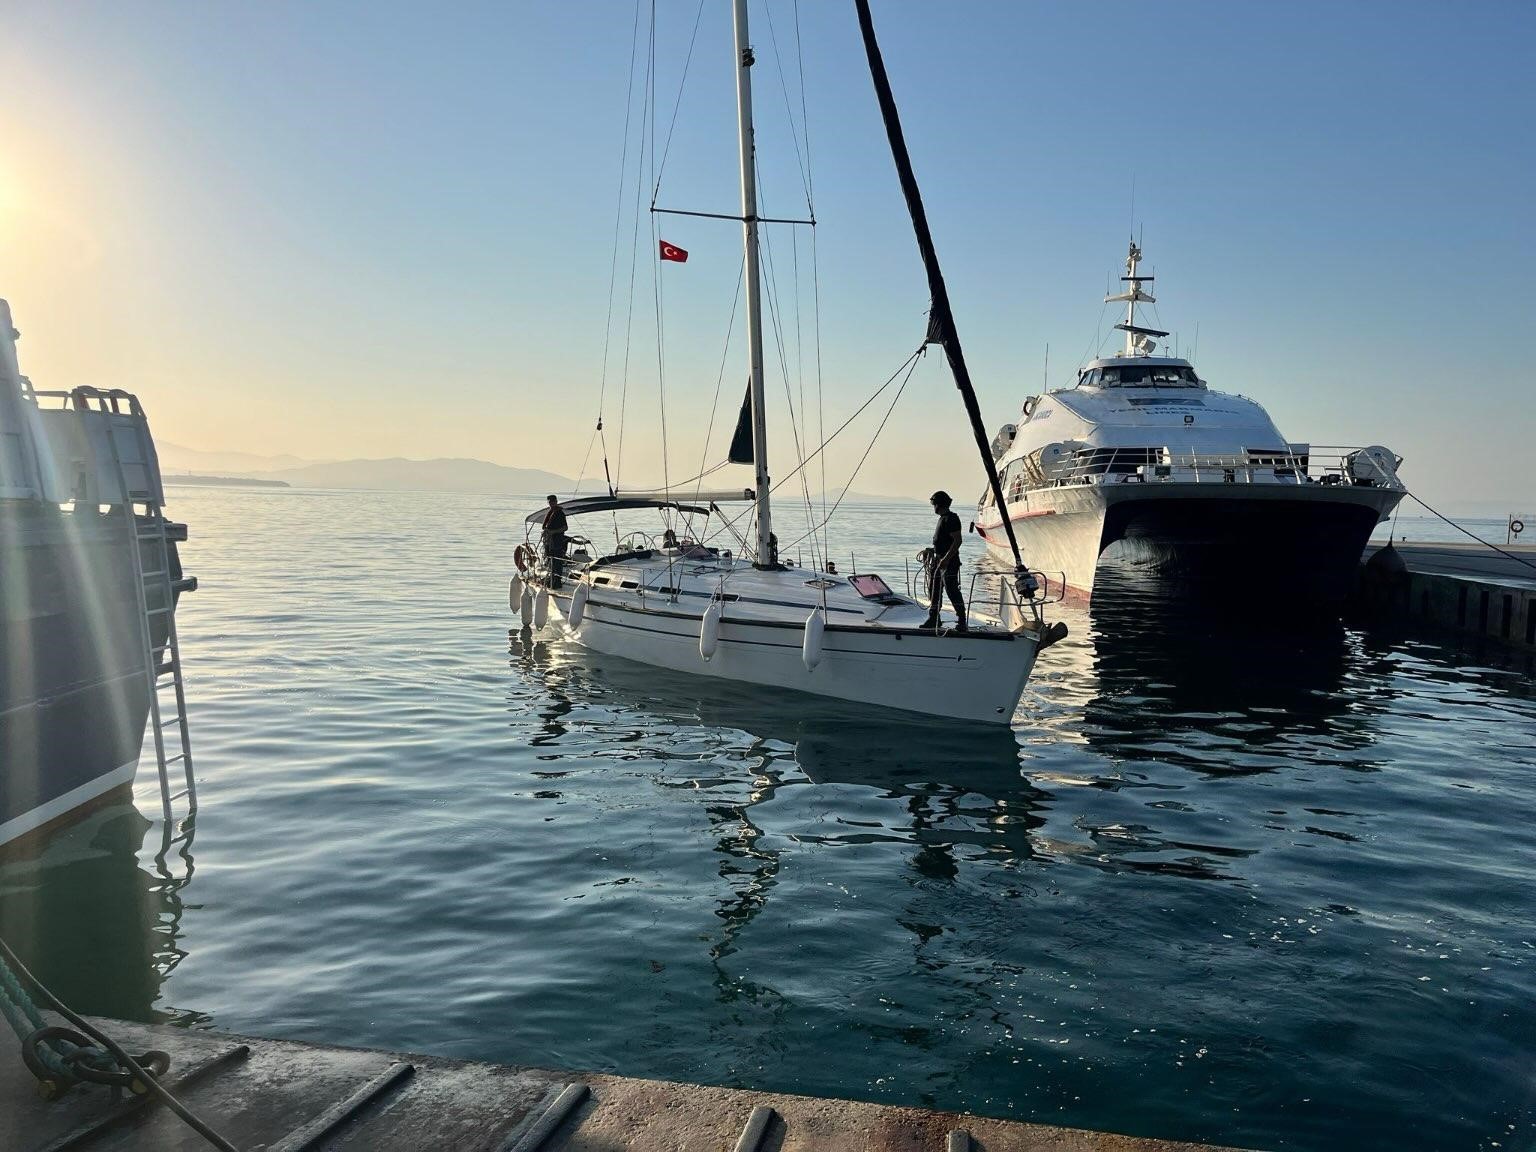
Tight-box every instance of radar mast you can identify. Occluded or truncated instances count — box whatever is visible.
[1105,240,1168,356]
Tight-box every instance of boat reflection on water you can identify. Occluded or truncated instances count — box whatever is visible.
[509,558,1400,894]
[0,804,200,1024]
[508,624,1048,849]
[511,624,1036,776]
[1079,561,1391,775]
[510,623,1048,998]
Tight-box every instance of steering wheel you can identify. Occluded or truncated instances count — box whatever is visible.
[617,531,654,553]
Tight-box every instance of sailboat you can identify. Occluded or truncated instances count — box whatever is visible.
[511,0,1064,725]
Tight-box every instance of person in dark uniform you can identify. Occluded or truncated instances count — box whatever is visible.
[921,490,966,632]
[542,494,568,589]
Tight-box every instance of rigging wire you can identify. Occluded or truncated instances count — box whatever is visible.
[572,423,602,494]
[1078,296,1110,370]
[757,202,822,572]
[592,0,646,453]
[646,0,673,524]
[760,0,814,214]
[651,0,709,205]
[615,4,656,496]
[685,256,747,537]
[792,0,829,564]
[780,349,922,552]
[702,345,924,546]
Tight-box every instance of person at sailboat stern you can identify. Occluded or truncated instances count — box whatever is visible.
[542,495,568,589]
[921,491,967,633]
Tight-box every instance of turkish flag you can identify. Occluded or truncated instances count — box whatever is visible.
[659,240,689,263]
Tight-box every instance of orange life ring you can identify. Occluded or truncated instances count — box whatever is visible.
[513,543,536,573]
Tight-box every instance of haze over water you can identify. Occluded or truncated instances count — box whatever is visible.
[3,486,1533,1151]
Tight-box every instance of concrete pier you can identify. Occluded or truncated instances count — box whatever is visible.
[1356,539,1536,648]
[3,1017,1250,1152]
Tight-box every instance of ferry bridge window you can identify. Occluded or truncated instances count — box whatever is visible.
[1098,365,1201,386]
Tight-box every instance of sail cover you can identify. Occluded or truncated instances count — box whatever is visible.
[727,382,754,464]
[523,496,714,523]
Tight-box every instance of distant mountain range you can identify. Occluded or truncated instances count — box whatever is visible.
[158,443,320,474]
[159,443,572,495]
[156,442,920,502]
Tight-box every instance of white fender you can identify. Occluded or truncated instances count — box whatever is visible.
[568,582,590,628]
[802,607,826,671]
[533,588,549,629]
[519,588,534,628]
[509,574,524,610]
[699,601,722,660]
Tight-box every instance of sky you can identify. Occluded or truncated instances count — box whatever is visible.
[2,1,1532,507]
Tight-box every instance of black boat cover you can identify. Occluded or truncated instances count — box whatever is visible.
[522,496,715,524]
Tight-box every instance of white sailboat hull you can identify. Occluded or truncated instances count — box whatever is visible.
[545,589,1040,725]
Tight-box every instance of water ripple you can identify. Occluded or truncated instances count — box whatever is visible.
[2,489,1534,1152]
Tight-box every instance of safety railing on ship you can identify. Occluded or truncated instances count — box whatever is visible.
[1008,444,1404,495]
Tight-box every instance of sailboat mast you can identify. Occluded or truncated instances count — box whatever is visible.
[732,0,773,567]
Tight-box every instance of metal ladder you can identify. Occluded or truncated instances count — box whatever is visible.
[81,389,197,831]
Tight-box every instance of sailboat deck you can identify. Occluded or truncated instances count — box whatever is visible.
[576,552,1013,634]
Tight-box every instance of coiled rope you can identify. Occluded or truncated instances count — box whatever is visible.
[0,933,237,1149]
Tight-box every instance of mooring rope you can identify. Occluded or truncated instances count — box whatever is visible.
[0,934,238,1149]
[1404,491,1536,572]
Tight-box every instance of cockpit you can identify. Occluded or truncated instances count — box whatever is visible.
[1079,363,1203,388]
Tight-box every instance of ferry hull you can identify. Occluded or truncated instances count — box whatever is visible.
[1,506,178,851]
[980,484,1403,602]
[549,595,1041,726]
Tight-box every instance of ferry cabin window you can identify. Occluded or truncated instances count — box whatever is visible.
[1087,365,1201,387]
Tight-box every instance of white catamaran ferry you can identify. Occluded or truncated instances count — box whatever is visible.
[976,241,1406,602]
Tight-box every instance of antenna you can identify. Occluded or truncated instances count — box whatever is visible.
[1042,343,1049,392]
[1192,320,1200,363]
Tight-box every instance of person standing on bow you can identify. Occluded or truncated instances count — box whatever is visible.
[920,490,966,633]
[541,494,569,589]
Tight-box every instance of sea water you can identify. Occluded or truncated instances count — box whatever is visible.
[2,487,1533,1151]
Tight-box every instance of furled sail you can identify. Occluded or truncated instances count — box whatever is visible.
[727,382,754,465]
[852,0,1030,575]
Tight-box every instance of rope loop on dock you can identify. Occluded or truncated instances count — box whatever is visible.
[0,950,68,1082]
[4,951,171,1096]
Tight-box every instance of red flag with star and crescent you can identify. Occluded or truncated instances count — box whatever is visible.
[659,240,689,263]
